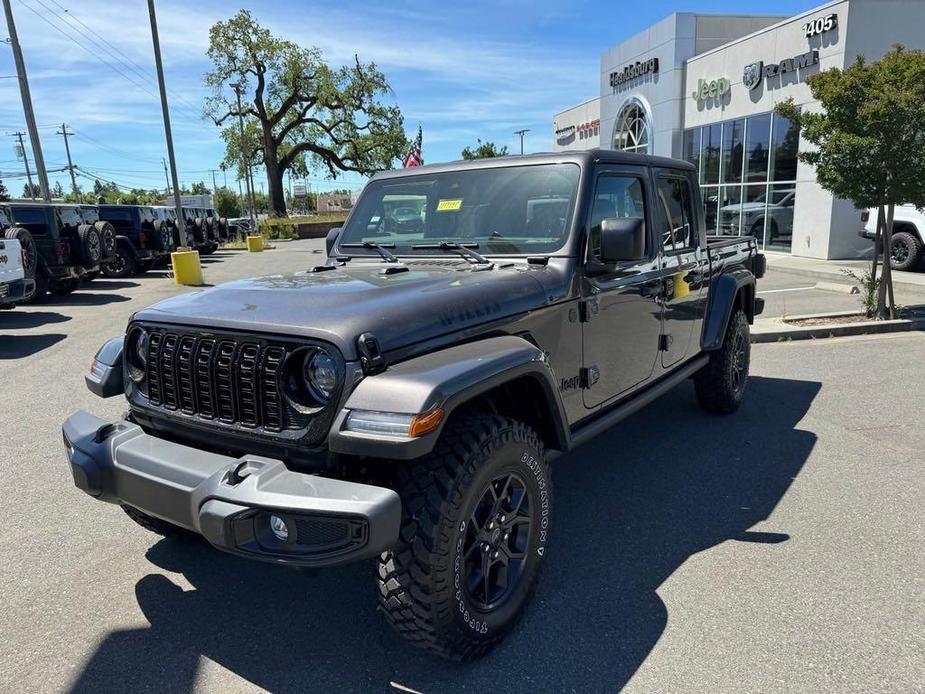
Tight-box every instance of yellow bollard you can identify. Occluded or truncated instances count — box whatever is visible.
[246,235,264,252]
[171,249,203,286]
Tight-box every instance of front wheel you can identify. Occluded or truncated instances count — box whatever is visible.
[378,413,552,661]
[695,308,750,414]
[889,231,922,272]
[102,246,136,278]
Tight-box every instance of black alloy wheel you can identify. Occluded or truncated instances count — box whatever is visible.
[694,308,750,414]
[461,473,533,611]
[889,232,921,271]
[378,413,552,661]
[102,246,135,278]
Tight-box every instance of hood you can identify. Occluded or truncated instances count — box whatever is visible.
[134,260,555,360]
[719,202,767,214]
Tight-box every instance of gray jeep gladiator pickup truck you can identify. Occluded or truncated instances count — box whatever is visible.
[63,150,765,660]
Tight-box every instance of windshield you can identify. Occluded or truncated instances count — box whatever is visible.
[339,163,580,255]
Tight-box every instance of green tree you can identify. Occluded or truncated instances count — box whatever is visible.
[204,10,407,217]
[0,179,8,202]
[461,139,509,160]
[776,46,925,319]
[52,180,64,198]
[214,187,241,218]
[190,181,210,195]
[22,182,40,198]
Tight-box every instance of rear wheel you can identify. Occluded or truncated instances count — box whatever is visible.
[49,277,80,295]
[695,308,750,414]
[121,504,190,537]
[889,231,922,272]
[94,221,117,260]
[102,246,136,278]
[377,413,552,661]
[21,265,48,304]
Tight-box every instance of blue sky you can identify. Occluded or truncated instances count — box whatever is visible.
[0,0,820,197]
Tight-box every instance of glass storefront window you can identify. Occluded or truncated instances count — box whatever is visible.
[770,114,798,182]
[741,184,769,240]
[764,183,796,250]
[717,185,742,236]
[745,114,771,184]
[683,128,701,171]
[721,119,745,184]
[702,187,719,235]
[701,123,721,185]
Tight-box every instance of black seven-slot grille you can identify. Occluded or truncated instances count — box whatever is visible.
[144,328,289,433]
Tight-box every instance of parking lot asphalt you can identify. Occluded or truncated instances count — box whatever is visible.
[1,241,923,692]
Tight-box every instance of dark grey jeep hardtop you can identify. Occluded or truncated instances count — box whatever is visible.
[64,150,764,660]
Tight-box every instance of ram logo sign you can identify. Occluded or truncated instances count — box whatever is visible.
[743,62,764,91]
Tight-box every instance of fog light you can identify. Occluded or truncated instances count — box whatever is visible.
[269,514,289,541]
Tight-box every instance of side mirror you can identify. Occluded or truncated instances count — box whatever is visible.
[326,227,342,256]
[599,217,646,262]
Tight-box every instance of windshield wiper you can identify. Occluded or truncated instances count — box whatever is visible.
[411,241,490,265]
[340,241,399,263]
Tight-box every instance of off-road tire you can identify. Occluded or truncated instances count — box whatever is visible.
[77,224,103,265]
[102,245,136,278]
[21,265,48,303]
[121,503,189,537]
[83,270,100,282]
[93,221,117,260]
[695,308,750,414]
[153,220,173,252]
[49,277,80,295]
[5,226,37,277]
[200,242,217,256]
[377,413,552,661]
[889,231,922,272]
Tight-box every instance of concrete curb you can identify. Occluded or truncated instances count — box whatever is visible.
[752,312,925,343]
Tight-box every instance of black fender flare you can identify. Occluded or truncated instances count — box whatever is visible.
[328,335,569,460]
[114,235,138,255]
[702,268,756,351]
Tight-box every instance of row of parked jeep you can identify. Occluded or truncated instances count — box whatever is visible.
[0,202,242,305]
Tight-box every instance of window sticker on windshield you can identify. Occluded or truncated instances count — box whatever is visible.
[436,199,463,212]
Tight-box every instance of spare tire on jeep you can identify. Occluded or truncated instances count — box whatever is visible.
[4,226,37,277]
[152,219,174,251]
[93,221,117,260]
[77,224,103,265]
[194,217,208,244]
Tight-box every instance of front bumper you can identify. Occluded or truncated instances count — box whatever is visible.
[62,410,401,567]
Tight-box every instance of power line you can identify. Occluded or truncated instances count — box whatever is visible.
[18,0,205,126]
[45,0,203,117]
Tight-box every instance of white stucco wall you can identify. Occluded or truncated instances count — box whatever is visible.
[553,97,601,152]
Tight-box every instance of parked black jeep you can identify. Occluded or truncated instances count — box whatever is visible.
[181,206,217,255]
[98,205,175,277]
[64,151,765,660]
[9,203,114,300]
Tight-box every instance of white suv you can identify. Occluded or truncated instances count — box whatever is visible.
[859,205,925,271]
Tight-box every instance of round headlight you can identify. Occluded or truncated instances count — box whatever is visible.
[303,349,338,402]
[127,328,148,382]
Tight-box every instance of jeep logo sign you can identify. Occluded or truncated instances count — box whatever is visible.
[692,77,731,101]
[743,50,819,90]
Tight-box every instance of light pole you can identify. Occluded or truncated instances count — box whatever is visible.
[4,0,50,200]
[229,82,257,225]
[514,128,530,155]
[147,0,184,239]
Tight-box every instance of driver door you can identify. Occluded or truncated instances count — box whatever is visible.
[581,168,663,409]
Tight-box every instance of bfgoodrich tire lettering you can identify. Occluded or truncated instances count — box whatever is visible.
[377,413,552,661]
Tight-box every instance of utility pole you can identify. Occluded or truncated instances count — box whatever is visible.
[514,128,530,156]
[147,0,184,238]
[162,157,171,195]
[229,82,257,225]
[4,0,50,201]
[210,168,217,192]
[14,131,34,198]
[57,123,79,200]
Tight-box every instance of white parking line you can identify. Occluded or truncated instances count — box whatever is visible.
[758,286,817,294]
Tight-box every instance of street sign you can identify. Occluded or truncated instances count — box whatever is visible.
[293,183,307,198]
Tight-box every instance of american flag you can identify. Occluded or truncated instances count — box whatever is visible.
[403,125,423,168]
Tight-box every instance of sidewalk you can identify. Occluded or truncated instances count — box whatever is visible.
[764,252,925,292]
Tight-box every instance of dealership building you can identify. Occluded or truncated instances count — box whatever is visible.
[552,0,925,259]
